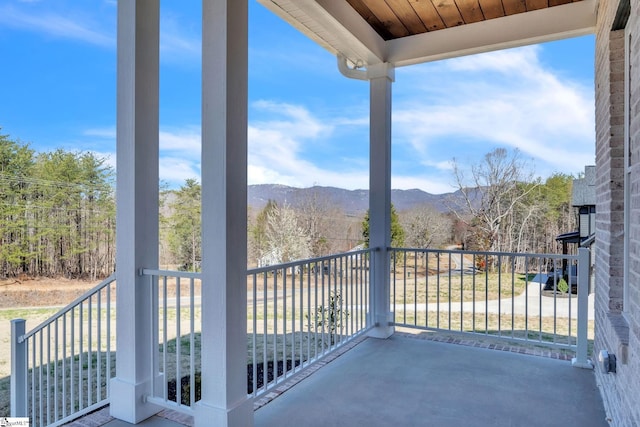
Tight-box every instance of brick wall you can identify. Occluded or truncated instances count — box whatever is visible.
[594,0,640,425]
[628,4,640,424]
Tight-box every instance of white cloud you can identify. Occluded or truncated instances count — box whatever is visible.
[84,127,116,139]
[82,126,201,187]
[159,128,200,154]
[159,157,200,184]
[248,101,369,189]
[251,100,329,139]
[160,14,201,63]
[75,44,594,194]
[421,160,454,172]
[447,45,541,74]
[0,2,201,63]
[82,103,370,190]
[393,44,595,182]
[0,5,114,47]
[392,175,456,194]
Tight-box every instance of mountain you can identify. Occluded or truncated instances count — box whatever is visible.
[248,184,471,216]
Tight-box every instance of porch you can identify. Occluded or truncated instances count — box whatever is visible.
[11,247,598,426]
[8,1,604,425]
[68,332,607,427]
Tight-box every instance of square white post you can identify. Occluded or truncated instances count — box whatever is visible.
[10,319,27,417]
[110,0,161,422]
[572,247,594,369]
[194,0,253,426]
[368,63,395,339]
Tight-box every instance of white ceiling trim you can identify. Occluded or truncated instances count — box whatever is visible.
[315,0,386,62]
[386,0,598,67]
[257,0,385,65]
[258,0,597,69]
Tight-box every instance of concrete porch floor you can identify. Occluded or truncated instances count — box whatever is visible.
[72,333,609,427]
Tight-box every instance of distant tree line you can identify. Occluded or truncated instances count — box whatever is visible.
[0,132,115,279]
[0,132,577,278]
[161,183,364,271]
[162,149,578,272]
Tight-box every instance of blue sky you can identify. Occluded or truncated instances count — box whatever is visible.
[0,0,595,194]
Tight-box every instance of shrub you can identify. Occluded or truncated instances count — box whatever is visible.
[557,278,569,293]
[308,291,349,345]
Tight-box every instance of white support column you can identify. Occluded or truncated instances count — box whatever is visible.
[367,62,395,339]
[110,0,160,423]
[195,0,253,426]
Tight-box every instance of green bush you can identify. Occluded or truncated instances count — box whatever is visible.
[557,278,569,293]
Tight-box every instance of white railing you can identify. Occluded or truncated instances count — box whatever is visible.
[141,269,202,412]
[389,247,592,364]
[247,249,372,397]
[9,246,593,424]
[11,274,117,427]
[141,249,373,411]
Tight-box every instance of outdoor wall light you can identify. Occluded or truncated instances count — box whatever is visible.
[599,350,617,373]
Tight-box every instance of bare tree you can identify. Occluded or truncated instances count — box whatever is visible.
[449,148,538,253]
[400,205,452,249]
[296,188,343,256]
[265,202,311,264]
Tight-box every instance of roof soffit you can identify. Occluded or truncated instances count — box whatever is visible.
[258,0,597,68]
[257,0,386,65]
[387,0,598,66]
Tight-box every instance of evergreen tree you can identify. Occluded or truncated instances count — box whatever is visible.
[361,203,405,248]
[167,179,202,271]
[0,132,115,278]
[0,131,35,276]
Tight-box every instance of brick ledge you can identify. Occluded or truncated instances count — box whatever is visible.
[604,312,629,364]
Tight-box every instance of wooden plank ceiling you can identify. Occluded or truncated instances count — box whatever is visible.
[346,0,583,40]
